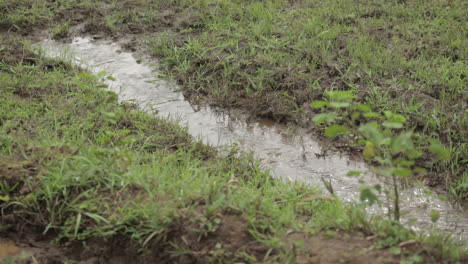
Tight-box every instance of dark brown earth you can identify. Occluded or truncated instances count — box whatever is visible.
[0,226,455,264]
[286,232,449,264]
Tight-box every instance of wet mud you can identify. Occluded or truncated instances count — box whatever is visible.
[0,236,64,263]
[40,37,467,244]
[0,240,21,258]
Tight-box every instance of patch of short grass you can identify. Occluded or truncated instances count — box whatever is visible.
[52,20,69,38]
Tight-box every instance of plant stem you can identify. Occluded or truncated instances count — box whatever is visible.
[392,173,400,222]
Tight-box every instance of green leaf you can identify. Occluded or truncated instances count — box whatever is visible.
[363,141,375,160]
[401,161,416,167]
[84,212,110,224]
[101,111,118,124]
[78,72,94,79]
[413,167,427,174]
[428,139,450,160]
[106,76,116,81]
[347,171,363,177]
[393,167,412,177]
[383,111,407,123]
[390,247,401,255]
[360,187,379,206]
[390,132,413,154]
[325,90,355,101]
[406,149,423,159]
[430,210,440,223]
[74,212,82,237]
[142,229,163,247]
[324,125,350,137]
[102,111,116,119]
[351,111,360,121]
[363,112,381,118]
[312,113,337,125]
[391,114,407,123]
[377,168,393,177]
[97,71,107,78]
[354,103,371,112]
[382,121,403,129]
[121,129,131,135]
[395,158,415,167]
[411,255,423,263]
[359,122,384,144]
[311,100,329,108]
[329,102,350,108]
[380,137,391,145]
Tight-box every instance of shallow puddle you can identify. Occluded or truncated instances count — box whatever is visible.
[40,37,467,244]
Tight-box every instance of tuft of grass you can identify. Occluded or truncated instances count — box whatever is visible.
[52,20,69,38]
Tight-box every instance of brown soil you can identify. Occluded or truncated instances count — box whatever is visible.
[0,212,266,263]
[2,227,459,264]
[285,232,448,264]
[0,232,66,264]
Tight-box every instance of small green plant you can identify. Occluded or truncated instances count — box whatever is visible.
[52,21,70,38]
[105,13,122,32]
[311,90,450,221]
[401,254,423,264]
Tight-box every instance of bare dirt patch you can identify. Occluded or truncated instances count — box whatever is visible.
[0,214,268,263]
[285,232,450,264]
[0,231,66,264]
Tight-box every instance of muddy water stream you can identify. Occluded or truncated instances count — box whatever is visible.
[40,37,467,244]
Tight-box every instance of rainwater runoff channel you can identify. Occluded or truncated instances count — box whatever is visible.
[39,36,467,245]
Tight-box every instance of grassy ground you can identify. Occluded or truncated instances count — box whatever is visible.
[1,0,465,200]
[1,0,467,262]
[1,36,467,263]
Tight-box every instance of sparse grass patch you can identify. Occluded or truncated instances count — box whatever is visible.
[52,20,69,38]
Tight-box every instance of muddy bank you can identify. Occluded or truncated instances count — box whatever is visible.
[0,230,444,264]
[0,234,65,263]
[39,37,467,243]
